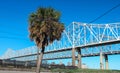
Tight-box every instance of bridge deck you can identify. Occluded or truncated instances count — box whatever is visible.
[9,50,120,60]
[9,39,120,60]
[42,51,120,60]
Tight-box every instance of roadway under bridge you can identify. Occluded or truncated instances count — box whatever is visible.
[1,22,120,70]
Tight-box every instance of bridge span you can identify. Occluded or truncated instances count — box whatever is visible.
[1,22,120,70]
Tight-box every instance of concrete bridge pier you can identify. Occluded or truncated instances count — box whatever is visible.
[72,48,76,66]
[104,54,109,69]
[100,51,104,69]
[77,49,82,68]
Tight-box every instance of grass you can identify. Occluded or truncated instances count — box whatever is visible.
[0,66,120,73]
[51,68,120,73]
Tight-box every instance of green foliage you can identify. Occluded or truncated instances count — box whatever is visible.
[28,7,64,48]
[51,69,120,73]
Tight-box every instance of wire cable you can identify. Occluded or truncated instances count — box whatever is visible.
[0,30,26,36]
[0,36,29,41]
[89,3,120,23]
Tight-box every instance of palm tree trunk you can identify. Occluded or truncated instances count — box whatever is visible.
[37,48,39,65]
[36,47,45,73]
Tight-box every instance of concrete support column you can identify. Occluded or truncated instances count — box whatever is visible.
[72,48,75,66]
[104,54,109,69]
[100,51,104,69]
[77,49,82,68]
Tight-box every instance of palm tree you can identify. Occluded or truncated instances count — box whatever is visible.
[28,7,64,73]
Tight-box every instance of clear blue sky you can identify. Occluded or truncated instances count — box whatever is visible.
[0,0,120,70]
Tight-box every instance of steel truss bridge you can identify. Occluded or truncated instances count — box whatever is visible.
[2,22,120,69]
